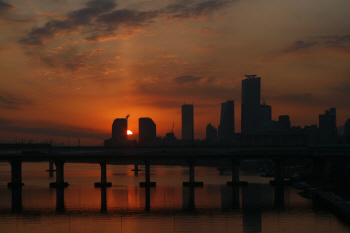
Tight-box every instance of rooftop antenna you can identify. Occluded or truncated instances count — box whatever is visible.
[244,75,257,79]
[262,97,266,105]
[126,114,130,120]
[172,122,174,133]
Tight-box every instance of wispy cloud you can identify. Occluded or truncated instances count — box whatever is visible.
[0,94,33,109]
[164,0,231,20]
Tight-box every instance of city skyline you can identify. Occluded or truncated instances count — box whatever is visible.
[1,0,350,145]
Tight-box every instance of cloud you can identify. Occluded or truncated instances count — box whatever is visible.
[284,40,319,52]
[174,75,203,84]
[19,0,117,46]
[26,47,105,74]
[0,120,109,140]
[19,0,233,46]
[273,93,314,103]
[165,0,230,20]
[193,45,223,51]
[0,94,33,109]
[134,75,239,103]
[284,35,350,53]
[0,1,14,12]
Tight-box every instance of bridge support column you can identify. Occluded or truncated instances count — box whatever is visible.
[8,160,24,188]
[183,159,203,187]
[95,161,112,187]
[101,187,107,212]
[140,160,156,187]
[313,158,330,179]
[227,160,248,186]
[46,161,56,177]
[56,187,65,212]
[11,185,22,212]
[50,161,69,188]
[131,163,141,176]
[270,159,290,185]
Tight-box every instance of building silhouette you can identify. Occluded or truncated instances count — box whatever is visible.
[345,118,350,144]
[112,118,128,142]
[182,104,194,140]
[258,101,271,128]
[139,117,156,146]
[279,115,291,130]
[241,75,261,134]
[104,115,131,147]
[206,123,217,142]
[218,100,235,143]
[319,108,337,144]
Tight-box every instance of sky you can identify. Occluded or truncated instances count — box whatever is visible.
[0,0,350,145]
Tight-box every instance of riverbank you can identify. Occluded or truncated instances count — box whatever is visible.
[313,190,350,225]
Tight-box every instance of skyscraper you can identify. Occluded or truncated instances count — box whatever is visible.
[219,100,235,143]
[279,115,291,130]
[345,118,350,144]
[112,118,127,142]
[241,75,261,134]
[139,117,156,145]
[206,123,217,142]
[182,104,194,140]
[258,101,271,128]
[319,108,337,144]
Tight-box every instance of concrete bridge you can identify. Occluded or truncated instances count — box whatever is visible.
[2,144,350,212]
[1,144,350,189]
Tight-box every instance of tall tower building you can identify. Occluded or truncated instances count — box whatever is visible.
[206,123,217,142]
[258,101,271,127]
[219,100,235,143]
[345,118,350,144]
[182,104,194,140]
[139,117,156,145]
[241,75,261,134]
[112,118,128,142]
[319,108,337,144]
[279,115,291,130]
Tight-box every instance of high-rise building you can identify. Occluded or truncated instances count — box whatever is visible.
[218,100,235,142]
[279,115,291,130]
[241,75,261,134]
[319,108,337,144]
[112,118,128,142]
[345,118,350,144]
[258,102,271,128]
[182,104,194,140]
[139,117,156,145]
[206,123,217,142]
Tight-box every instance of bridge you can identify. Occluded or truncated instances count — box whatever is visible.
[1,145,350,189]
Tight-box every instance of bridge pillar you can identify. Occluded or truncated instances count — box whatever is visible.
[145,186,151,211]
[11,186,22,212]
[94,161,112,187]
[227,160,248,186]
[183,158,203,187]
[270,159,289,185]
[101,187,107,212]
[313,158,330,179]
[140,160,156,187]
[50,161,69,188]
[8,160,24,188]
[56,187,65,212]
[131,163,141,176]
[46,161,56,177]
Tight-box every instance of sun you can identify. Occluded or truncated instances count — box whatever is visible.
[127,130,133,135]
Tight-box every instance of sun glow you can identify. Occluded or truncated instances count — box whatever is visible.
[127,130,133,135]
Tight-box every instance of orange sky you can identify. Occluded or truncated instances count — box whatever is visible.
[1,0,350,145]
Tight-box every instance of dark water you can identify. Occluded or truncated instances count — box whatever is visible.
[0,162,350,233]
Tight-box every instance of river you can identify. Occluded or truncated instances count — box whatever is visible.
[0,162,349,233]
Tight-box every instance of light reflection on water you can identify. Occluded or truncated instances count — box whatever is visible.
[0,162,349,233]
